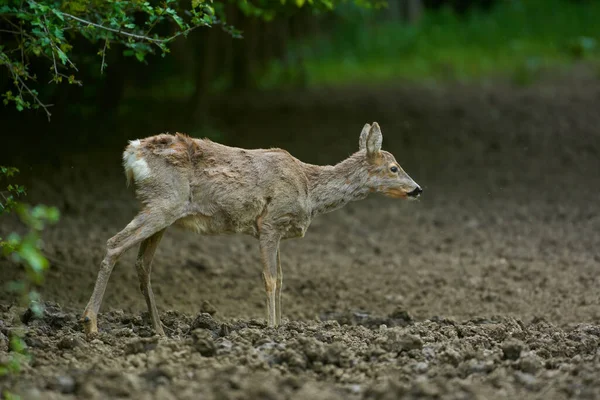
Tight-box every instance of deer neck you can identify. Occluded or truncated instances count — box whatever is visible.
[305,154,371,216]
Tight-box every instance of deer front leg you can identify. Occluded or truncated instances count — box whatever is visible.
[259,233,281,328]
[275,247,283,326]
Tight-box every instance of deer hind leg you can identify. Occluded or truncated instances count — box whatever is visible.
[81,209,174,336]
[275,247,283,326]
[135,229,166,336]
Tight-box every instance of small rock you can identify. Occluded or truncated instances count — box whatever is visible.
[384,294,405,303]
[401,335,423,351]
[414,362,429,374]
[238,327,264,344]
[200,300,217,316]
[191,313,219,331]
[464,359,495,375]
[323,342,352,367]
[280,349,307,370]
[0,332,9,352]
[21,307,36,324]
[216,338,233,354]
[50,375,76,394]
[422,346,436,360]
[502,338,524,360]
[140,367,173,383]
[114,328,135,337]
[21,388,43,400]
[124,337,159,355]
[219,323,230,337]
[154,386,177,400]
[25,336,49,350]
[105,309,125,323]
[387,309,413,327]
[519,353,543,374]
[386,331,423,353]
[97,332,116,346]
[410,380,439,397]
[58,336,83,350]
[347,384,362,394]
[440,347,462,366]
[192,329,216,357]
[514,371,537,387]
[43,303,75,329]
[300,337,325,363]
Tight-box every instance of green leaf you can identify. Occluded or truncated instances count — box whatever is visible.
[57,50,68,65]
[7,232,21,244]
[0,6,17,13]
[46,207,60,223]
[51,9,64,21]
[320,0,334,9]
[20,242,49,273]
[10,336,26,354]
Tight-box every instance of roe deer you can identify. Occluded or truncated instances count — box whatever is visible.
[81,122,422,335]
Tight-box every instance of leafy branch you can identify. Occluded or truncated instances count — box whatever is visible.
[61,11,199,45]
[0,0,383,119]
[0,0,219,120]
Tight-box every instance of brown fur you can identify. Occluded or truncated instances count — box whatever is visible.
[140,133,203,167]
[81,122,422,334]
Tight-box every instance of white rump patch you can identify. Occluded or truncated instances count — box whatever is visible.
[123,141,151,185]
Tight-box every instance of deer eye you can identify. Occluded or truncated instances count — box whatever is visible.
[390,166,398,173]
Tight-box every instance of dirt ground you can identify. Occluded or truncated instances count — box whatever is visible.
[1,67,600,399]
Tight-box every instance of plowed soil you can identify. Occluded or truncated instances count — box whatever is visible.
[1,68,600,399]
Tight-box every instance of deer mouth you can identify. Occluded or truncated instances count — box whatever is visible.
[407,187,422,198]
[383,187,422,200]
[383,188,408,199]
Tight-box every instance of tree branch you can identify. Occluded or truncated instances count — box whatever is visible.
[16,74,52,120]
[100,38,108,74]
[41,16,79,72]
[1,57,53,121]
[60,12,201,44]
[41,18,59,79]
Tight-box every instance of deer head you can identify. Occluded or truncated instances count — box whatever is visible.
[359,122,422,199]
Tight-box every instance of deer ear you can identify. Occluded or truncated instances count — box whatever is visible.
[359,123,370,151]
[366,122,383,158]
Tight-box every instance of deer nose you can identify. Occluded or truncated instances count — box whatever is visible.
[407,187,422,197]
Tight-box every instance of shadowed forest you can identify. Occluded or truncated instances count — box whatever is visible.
[1,0,600,399]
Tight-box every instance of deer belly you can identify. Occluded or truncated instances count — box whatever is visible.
[175,213,258,236]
